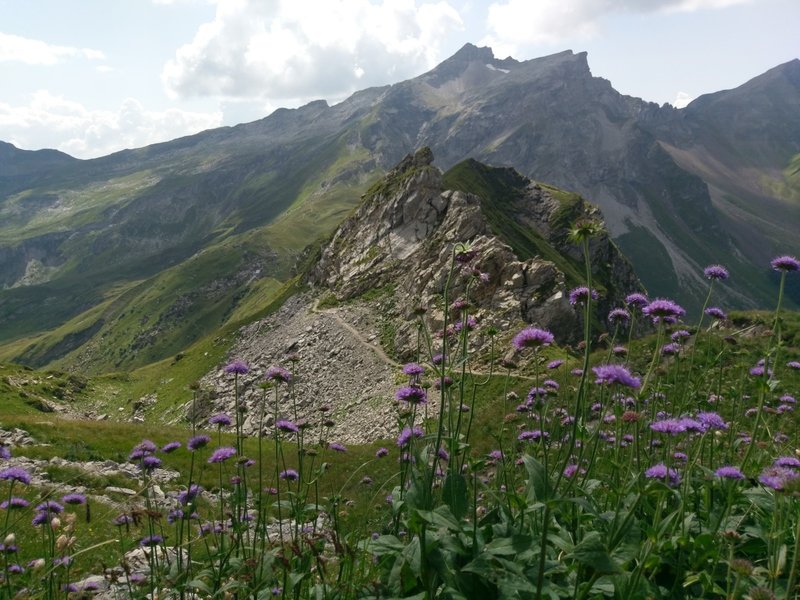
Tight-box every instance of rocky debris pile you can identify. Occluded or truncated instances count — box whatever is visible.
[194,293,401,445]
[0,426,36,446]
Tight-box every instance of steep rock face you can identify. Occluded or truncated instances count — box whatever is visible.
[309,148,640,351]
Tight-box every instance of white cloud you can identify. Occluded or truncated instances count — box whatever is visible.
[0,91,222,159]
[0,32,105,65]
[672,91,694,108]
[481,0,754,52]
[162,0,463,101]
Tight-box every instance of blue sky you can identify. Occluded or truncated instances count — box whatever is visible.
[1,0,798,159]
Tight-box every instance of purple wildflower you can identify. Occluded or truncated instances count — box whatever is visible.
[0,446,10,460]
[208,447,236,464]
[517,430,549,442]
[375,447,389,458]
[266,366,292,383]
[141,455,162,471]
[613,345,627,356]
[188,435,211,451]
[140,534,164,547]
[704,265,729,280]
[31,512,48,526]
[209,413,232,427]
[1,497,29,510]
[280,469,299,481]
[437,447,450,461]
[774,456,800,469]
[645,463,681,486]
[396,427,424,447]
[661,343,681,356]
[168,509,185,524]
[715,466,745,480]
[787,360,800,370]
[759,465,800,490]
[402,363,425,377]
[547,359,564,369]
[705,307,727,320]
[113,514,133,526]
[569,286,599,306]
[696,411,728,431]
[771,255,800,272]
[512,327,554,351]
[592,364,641,389]
[276,419,300,434]
[671,330,691,342]
[396,386,427,404]
[453,316,477,332]
[177,484,202,505]
[224,360,249,375]
[625,292,649,308]
[35,500,63,514]
[328,442,347,453]
[608,308,631,325]
[161,441,181,453]
[7,564,23,574]
[642,298,685,323]
[650,418,686,435]
[62,493,86,505]
[0,467,31,485]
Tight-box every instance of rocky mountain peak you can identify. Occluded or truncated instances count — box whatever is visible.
[309,148,640,352]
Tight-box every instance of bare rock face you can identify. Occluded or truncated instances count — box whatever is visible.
[201,150,640,443]
[309,148,640,355]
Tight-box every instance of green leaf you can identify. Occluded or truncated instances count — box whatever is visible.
[402,536,423,577]
[368,534,405,555]
[523,454,551,502]
[417,505,462,531]
[571,531,620,574]
[443,472,469,520]
[486,534,534,556]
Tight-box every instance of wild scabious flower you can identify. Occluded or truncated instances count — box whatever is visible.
[396,386,427,404]
[642,298,685,323]
[512,327,554,351]
[328,442,347,453]
[704,264,729,280]
[224,360,249,375]
[696,411,728,431]
[608,308,630,325]
[31,512,48,526]
[671,330,691,343]
[715,466,745,480]
[569,286,599,306]
[402,363,425,377]
[787,360,800,370]
[547,359,564,369]
[266,366,292,384]
[770,255,800,272]
[0,446,10,460]
[759,465,799,490]
[453,316,477,332]
[645,463,681,486]
[375,448,389,458]
[749,360,772,377]
[433,376,454,390]
[141,456,162,471]
[208,447,236,463]
[454,245,478,264]
[661,343,681,356]
[177,484,202,505]
[625,292,649,308]
[517,430,549,442]
[1,497,29,510]
[704,307,727,320]
[280,469,299,481]
[650,418,687,435]
[35,501,64,514]
[62,494,86,505]
[188,435,211,451]
[113,514,133,527]
[774,456,800,469]
[0,467,31,485]
[161,441,181,453]
[592,364,641,389]
[613,345,627,356]
[139,534,164,547]
[396,427,424,447]
[209,413,232,427]
[276,419,300,434]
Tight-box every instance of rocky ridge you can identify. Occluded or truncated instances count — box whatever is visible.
[197,150,640,443]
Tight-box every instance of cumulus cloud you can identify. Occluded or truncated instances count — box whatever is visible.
[482,0,754,51]
[672,91,694,108]
[162,0,463,101]
[0,32,105,65]
[0,91,222,159]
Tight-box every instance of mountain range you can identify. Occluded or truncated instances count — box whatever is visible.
[1,44,798,374]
